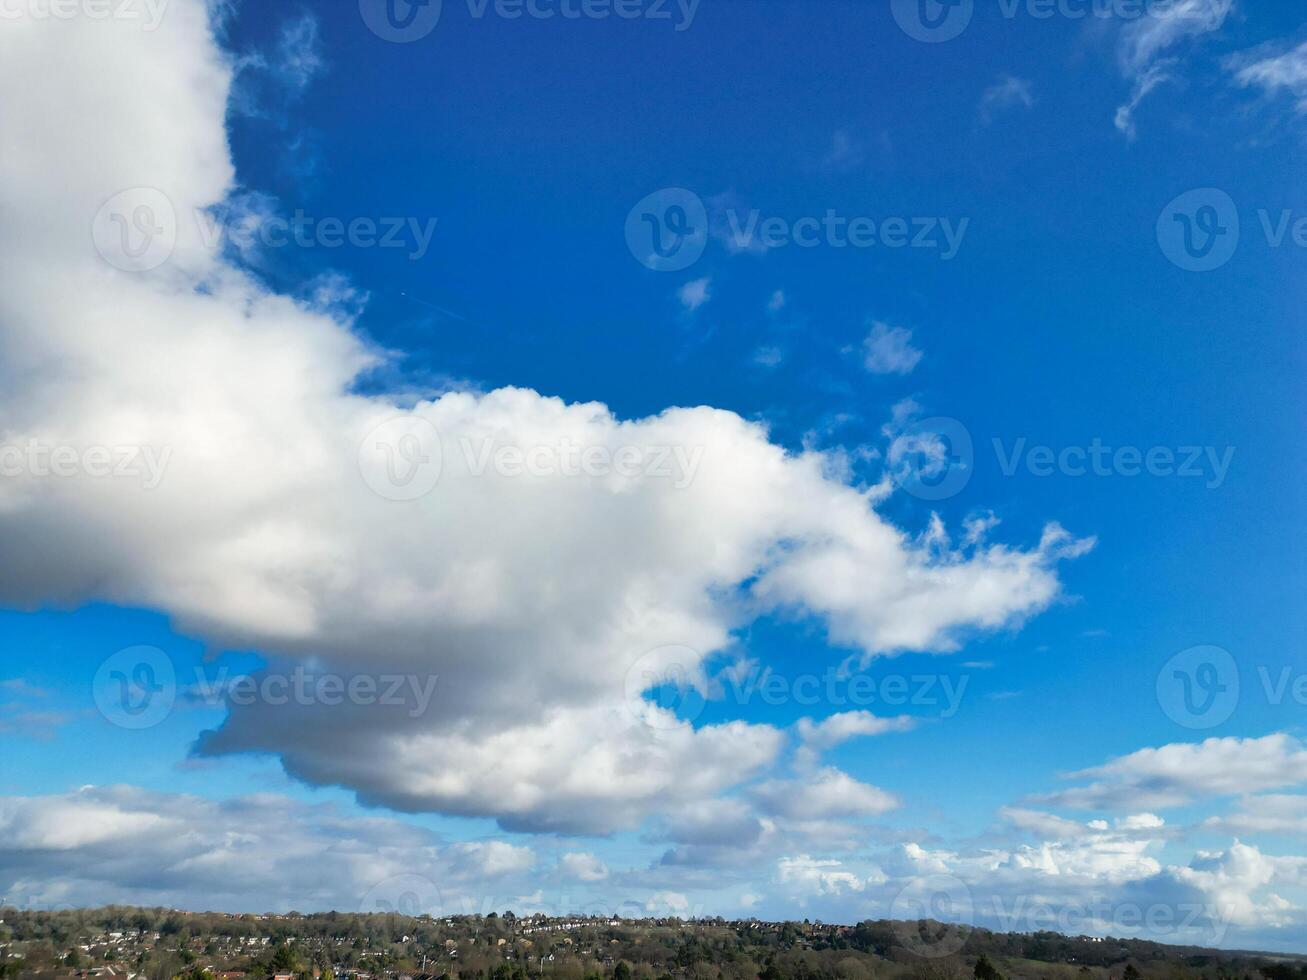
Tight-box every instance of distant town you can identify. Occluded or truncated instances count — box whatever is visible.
[1,908,1304,980]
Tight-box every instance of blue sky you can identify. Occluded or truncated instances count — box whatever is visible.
[2,0,1307,955]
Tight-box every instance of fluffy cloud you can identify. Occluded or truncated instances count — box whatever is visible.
[1157,841,1307,930]
[776,855,872,897]
[856,816,1306,945]
[677,276,711,311]
[796,710,915,751]
[0,1,1090,836]
[0,786,535,914]
[752,767,899,821]
[1036,734,1307,811]
[650,798,765,848]
[559,852,609,882]
[5,786,1307,949]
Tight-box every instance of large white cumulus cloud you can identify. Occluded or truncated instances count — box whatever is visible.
[0,1,1089,834]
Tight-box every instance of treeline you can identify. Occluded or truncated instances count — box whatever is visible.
[2,908,1304,980]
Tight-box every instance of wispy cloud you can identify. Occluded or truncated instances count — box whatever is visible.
[1113,0,1232,139]
[822,129,865,173]
[1228,38,1307,115]
[979,75,1035,124]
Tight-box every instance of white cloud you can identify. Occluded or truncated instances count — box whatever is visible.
[678,276,711,312]
[776,855,870,896]
[1206,795,1307,836]
[0,786,535,913]
[559,851,609,882]
[645,890,690,914]
[1161,840,1307,929]
[0,0,1089,840]
[752,767,899,821]
[979,75,1035,124]
[1113,0,1232,138]
[796,711,915,751]
[1037,734,1307,811]
[1118,0,1231,75]
[230,12,326,126]
[1003,825,1162,883]
[652,798,764,848]
[450,840,536,877]
[861,321,923,375]
[1230,39,1307,114]
[1114,62,1175,139]
[1000,806,1092,840]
